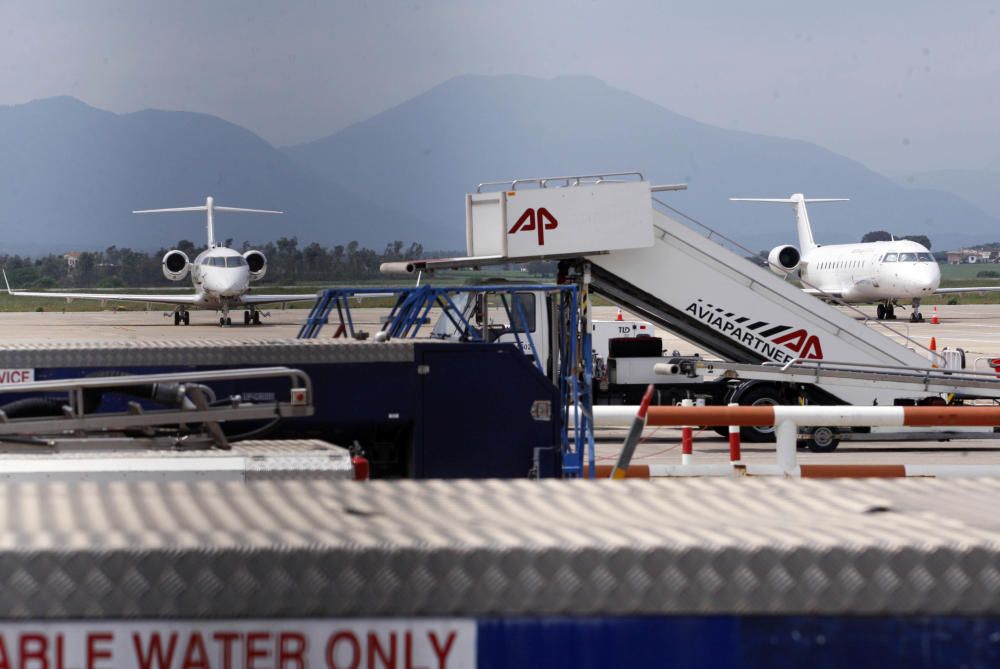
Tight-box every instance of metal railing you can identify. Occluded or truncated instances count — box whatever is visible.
[651,195,945,364]
[476,171,645,193]
[0,367,313,448]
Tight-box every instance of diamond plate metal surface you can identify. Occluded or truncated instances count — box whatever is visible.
[0,440,353,483]
[0,477,999,618]
[0,338,416,367]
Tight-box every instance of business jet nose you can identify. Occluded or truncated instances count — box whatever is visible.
[204,273,246,297]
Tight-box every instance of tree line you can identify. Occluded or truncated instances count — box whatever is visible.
[0,238,428,289]
[860,231,931,249]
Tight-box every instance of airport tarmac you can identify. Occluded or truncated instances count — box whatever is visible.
[0,308,309,341]
[3,303,1000,469]
[5,302,996,353]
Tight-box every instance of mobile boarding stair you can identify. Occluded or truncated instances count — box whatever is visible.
[382,171,1000,421]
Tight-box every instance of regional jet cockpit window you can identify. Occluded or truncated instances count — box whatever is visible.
[225,257,246,267]
[898,253,917,262]
[883,253,898,263]
[917,253,934,262]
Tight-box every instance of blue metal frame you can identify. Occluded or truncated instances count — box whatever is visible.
[298,284,595,477]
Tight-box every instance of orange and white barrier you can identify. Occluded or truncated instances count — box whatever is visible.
[586,404,1000,477]
[585,462,1000,478]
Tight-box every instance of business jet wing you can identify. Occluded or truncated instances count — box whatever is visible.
[239,291,399,306]
[3,273,201,306]
[239,293,319,306]
[5,289,202,305]
[933,286,1000,295]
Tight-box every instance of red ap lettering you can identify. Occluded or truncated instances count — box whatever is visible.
[508,207,558,246]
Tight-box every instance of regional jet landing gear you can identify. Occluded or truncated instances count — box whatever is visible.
[243,309,262,326]
[876,301,897,320]
[172,308,190,326]
[219,306,232,327]
[910,298,925,323]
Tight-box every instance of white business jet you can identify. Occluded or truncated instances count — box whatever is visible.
[733,194,1000,322]
[4,197,318,326]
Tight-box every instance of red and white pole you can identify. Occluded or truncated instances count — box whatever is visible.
[727,402,741,463]
[681,398,694,465]
[609,384,655,479]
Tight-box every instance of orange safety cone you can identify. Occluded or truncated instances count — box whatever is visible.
[930,336,938,368]
[616,308,623,321]
[931,306,939,325]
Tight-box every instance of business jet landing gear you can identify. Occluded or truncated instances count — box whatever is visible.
[243,309,262,326]
[172,309,190,326]
[876,302,897,320]
[910,299,925,323]
[218,307,232,327]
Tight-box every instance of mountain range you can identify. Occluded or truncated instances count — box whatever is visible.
[0,76,996,255]
[895,165,1000,242]
[0,96,430,254]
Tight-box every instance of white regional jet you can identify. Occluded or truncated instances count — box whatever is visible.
[733,194,1000,322]
[4,197,318,326]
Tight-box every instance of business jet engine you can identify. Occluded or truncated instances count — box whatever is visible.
[767,245,801,275]
[161,250,190,281]
[243,250,267,281]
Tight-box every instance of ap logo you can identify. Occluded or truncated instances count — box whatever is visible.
[508,207,558,246]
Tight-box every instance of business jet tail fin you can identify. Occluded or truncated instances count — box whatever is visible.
[134,196,282,248]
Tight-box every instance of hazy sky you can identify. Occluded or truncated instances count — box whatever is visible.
[1,1,998,174]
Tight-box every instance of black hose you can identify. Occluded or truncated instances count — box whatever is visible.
[0,397,66,418]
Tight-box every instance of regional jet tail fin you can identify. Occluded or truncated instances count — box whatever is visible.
[134,196,282,248]
[730,194,848,254]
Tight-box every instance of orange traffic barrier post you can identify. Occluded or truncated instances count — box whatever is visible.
[680,398,694,465]
[727,402,741,463]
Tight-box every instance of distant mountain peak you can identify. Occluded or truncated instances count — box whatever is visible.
[12,95,101,112]
[283,72,1000,252]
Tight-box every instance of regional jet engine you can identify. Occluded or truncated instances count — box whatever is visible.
[767,245,801,275]
[161,250,190,281]
[244,250,267,281]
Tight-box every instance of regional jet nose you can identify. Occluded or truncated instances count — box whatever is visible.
[916,264,941,293]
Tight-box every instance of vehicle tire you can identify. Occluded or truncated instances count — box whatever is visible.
[734,384,782,443]
[226,317,232,326]
[807,426,840,453]
[183,311,190,325]
[876,304,885,320]
[252,312,260,325]
[219,317,225,326]
[244,311,251,325]
[173,312,180,326]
